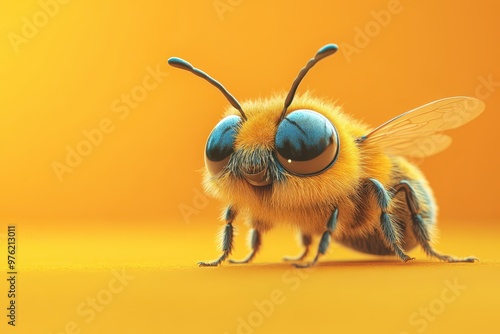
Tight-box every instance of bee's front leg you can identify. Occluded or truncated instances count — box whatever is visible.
[229,228,262,264]
[293,208,338,268]
[283,234,312,262]
[198,206,236,267]
[368,178,414,262]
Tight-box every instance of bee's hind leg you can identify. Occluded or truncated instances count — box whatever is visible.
[293,208,338,268]
[394,180,477,263]
[369,179,415,262]
[283,234,312,262]
[229,228,262,264]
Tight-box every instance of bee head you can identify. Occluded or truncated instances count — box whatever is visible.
[168,44,341,189]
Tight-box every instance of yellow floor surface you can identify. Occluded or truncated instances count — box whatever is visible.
[1,221,499,334]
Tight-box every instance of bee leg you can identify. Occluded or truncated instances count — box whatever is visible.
[229,229,261,264]
[394,181,478,263]
[369,179,414,262]
[198,206,236,267]
[283,234,312,261]
[293,209,338,268]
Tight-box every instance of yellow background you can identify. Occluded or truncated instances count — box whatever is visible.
[0,0,499,333]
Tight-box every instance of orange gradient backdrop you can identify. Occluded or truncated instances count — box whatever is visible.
[1,2,500,334]
[0,0,499,226]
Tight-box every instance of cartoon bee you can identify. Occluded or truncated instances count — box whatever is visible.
[168,44,484,267]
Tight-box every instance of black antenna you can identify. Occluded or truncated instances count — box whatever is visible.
[279,44,338,122]
[168,57,247,120]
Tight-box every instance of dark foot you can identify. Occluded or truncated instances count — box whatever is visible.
[198,260,222,267]
[394,247,415,263]
[401,255,416,262]
[292,254,319,268]
[292,262,315,268]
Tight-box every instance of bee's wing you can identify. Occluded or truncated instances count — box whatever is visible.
[359,97,485,158]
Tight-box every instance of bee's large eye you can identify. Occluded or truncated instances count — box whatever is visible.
[275,109,339,176]
[205,115,241,176]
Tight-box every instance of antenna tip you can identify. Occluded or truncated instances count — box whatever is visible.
[167,57,193,70]
[317,44,338,57]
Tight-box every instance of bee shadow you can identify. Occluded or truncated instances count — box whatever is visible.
[215,258,479,270]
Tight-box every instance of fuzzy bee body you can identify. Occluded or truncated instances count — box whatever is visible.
[169,44,483,267]
[204,94,435,259]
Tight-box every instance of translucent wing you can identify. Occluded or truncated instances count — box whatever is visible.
[359,97,485,158]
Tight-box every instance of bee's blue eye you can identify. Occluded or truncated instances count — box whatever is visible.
[205,115,241,176]
[275,109,339,176]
